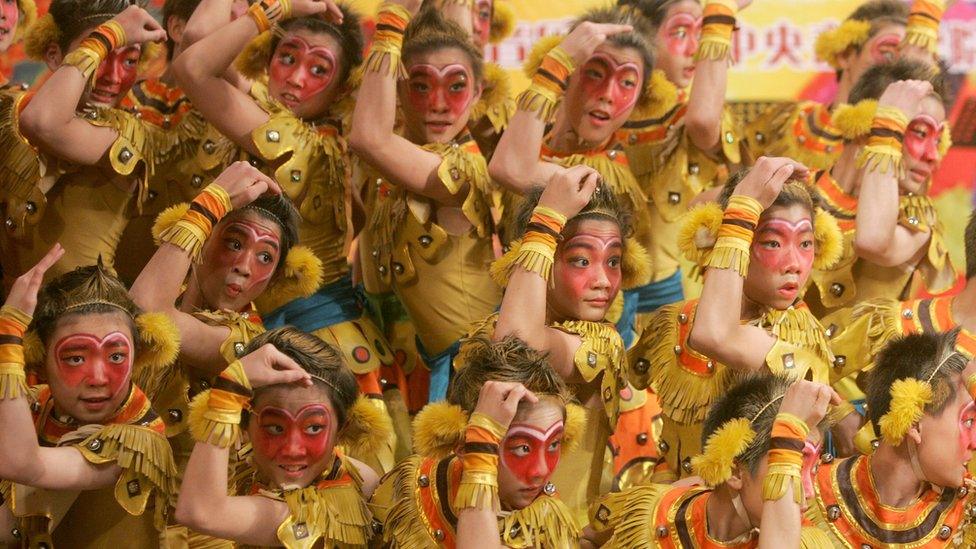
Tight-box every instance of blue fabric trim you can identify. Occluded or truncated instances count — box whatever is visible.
[417,338,461,403]
[633,269,685,313]
[263,274,362,332]
[617,291,640,348]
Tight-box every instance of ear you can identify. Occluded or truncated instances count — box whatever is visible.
[835,48,855,72]
[907,424,923,445]
[166,16,186,48]
[44,41,63,71]
[726,466,745,491]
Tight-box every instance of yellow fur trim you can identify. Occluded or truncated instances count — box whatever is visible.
[14,0,37,42]
[278,468,374,547]
[138,41,165,73]
[813,208,843,270]
[339,395,395,456]
[411,401,468,458]
[677,202,723,265]
[489,0,516,44]
[235,31,274,81]
[132,312,181,400]
[151,203,190,244]
[634,69,679,121]
[187,389,242,448]
[938,124,952,157]
[24,12,58,61]
[691,417,756,486]
[814,19,871,69]
[521,34,564,79]
[831,99,878,140]
[878,378,932,445]
[563,403,586,453]
[499,493,580,547]
[469,62,513,133]
[591,484,671,545]
[254,246,325,313]
[22,330,44,369]
[621,238,653,290]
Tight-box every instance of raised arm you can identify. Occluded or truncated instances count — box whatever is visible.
[493,165,600,380]
[19,6,166,166]
[181,0,250,49]
[853,80,934,267]
[129,162,279,372]
[0,246,121,490]
[684,0,750,151]
[173,0,338,154]
[689,157,804,370]
[347,0,462,203]
[488,23,631,193]
[175,345,312,544]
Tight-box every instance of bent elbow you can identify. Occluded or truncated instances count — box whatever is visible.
[685,116,720,152]
[688,324,720,358]
[853,235,896,266]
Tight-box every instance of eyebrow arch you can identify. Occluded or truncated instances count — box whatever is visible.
[225,226,281,250]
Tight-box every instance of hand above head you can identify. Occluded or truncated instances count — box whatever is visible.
[111,5,168,46]
[472,381,539,430]
[559,21,634,66]
[538,164,602,220]
[211,161,282,209]
[4,244,65,317]
[239,343,313,388]
[779,379,841,431]
[733,156,809,209]
[877,79,935,121]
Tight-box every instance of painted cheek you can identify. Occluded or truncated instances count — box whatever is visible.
[1,2,19,25]
[800,440,821,501]
[255,407,332,462]
[904,124,941,162]
[663,15,701,58]
[580,60,641,118]
[54,333,132,396]
[407,67,473,119]
[557,261,593,305]
[958,403,976,453]
[502,438,560,483]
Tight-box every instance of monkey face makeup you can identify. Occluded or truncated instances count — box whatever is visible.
[400,48,481,145]
[472,0,493,50]
[564,45,644,147]
[268,30,344,120]
[915,380,976,489]
[45,312,135,424]
[743,205,815,311]
[654,0,702,88]
[197,211,283,313]
[248,384,339,489]
[497,399,565,510]
[548,218,623,323]
[89,45,142,107]
[901,96,946,194]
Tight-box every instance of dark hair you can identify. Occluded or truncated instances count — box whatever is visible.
[229,193,301,274]
[718,168,818,219]
[865,329,968,426]
[573,6,655,91]
[32,262,141,348]
[49,0,138,53]
[162,0,202,59]
[273,4,365,86]
[512,183,634,242]
[243,327,359,427]
[616,0,686,28]
[848,58,949,111]
[402,6,484,82]
[847,0,909,39]
[965,211,976,280]
[450,335,572,413]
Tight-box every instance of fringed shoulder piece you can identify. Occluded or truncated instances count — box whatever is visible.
[551,319,627,424]
[130,312,181,401]
[628,300,732,426]
[0,89,48,235]
[841,298,904,369]
[758,304,834,367]
[901,193,957,295]
[588,483,671,547]
[469,62,514,133]
[500,493,580,549]
[191,308,265,364]
[380,456,441,549]
[422,135,493,237]
[274,453,374,548]
[743,101,843,170]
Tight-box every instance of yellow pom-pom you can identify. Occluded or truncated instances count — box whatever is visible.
[522,35,565,79]
[489,0,516,44]
[621,238,653,290]
[253,245,325,314]
[469,62,512,128]
[633,69,679,121]
[411,401,468,458]
[15,0,38,42]
[938,124,952,158]
[235,31,274,81]
[677,202,723,266]
[138,40,166,73]
[813,208,843,270]
[691,418,756,486]
[563,403,586,453]
[879,378,932,446]
[133,312,181,399]
[23,12,59,61]
[151,203,191,245]
[814,20,871,69]
[339,395,395,456]
[831,99,878,140]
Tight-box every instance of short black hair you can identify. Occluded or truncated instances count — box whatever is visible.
[49,0,137,52]
[403,6,484,83]
[718,168,818,218]
[849,59,949,110]
[161,0,202,59]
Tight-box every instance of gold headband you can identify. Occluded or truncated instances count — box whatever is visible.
[64,300,133,317]
[751,394,786,424]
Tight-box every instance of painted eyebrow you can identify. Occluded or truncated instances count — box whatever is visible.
[224,225,281,250]
[563,241,624,251]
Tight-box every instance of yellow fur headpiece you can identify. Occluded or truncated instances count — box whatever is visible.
[137,40,166,74]
[522,34,564,79]
[878,378,932,445]
[691,417,756,486]
[24,12,58,61]
[814,19,871,69]
[152,204,324,314]
[469,62,513,132]
[338,395,395,456]
[411,401,586,459]
[14,0,37,42]
[678,193,844,271]
[236,30,276,81]
[489,0,515,44]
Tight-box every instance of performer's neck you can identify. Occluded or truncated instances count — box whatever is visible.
[870,446,926,507]
[705,485,753,543]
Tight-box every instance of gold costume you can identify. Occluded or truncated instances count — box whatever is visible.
[740,100,844,172]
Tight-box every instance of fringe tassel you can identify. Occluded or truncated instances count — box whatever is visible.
[904,27,938,54]
[454,476,499,512]
[364,45,407,80]
[762,463,803,505]
[550,151,645,215]
[760,306,834,366]
[157,220,209,262]
[695,37,732,62]
[500,494,579,548]
[516,88,560,123]
[0,368,28,400]
[187,390,242,449]
[704,240,751,277]
[425,139,494,238]
[281,479,373,546]
[593,485,669,548]
[856,145,904,178]
[510,241,554,284]
[850,299,902,365]
[489,241,520,286]
[382,457,439,548]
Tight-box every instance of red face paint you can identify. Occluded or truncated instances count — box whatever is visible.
[253,404,333,477]
[501,421,564,485]
[89,45,141,106]
[210,219,281,295]
[662,12,701,59]
[472,0,492,49]
[578,53,642,120]
[269,36,338,110]
[958,402,976,457]
[0,0,21,50]
[904,114,943,163]
[406,63,475,131]
[868,33,902,64]
[751,218,815,301]
[800,439,822,506]
[551,225,623,322]
[54,332,132,398]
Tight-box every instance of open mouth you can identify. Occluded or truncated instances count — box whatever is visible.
[225,283,243,298]
[279,464,308,478]
[425,121,452,132]
[683,66,696,78]
[280,92,301,106]
[588,109,611,125]
[89,88,119,104]
[909,167,930,182]
[778,282,798,298]
[80,396,111,410]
